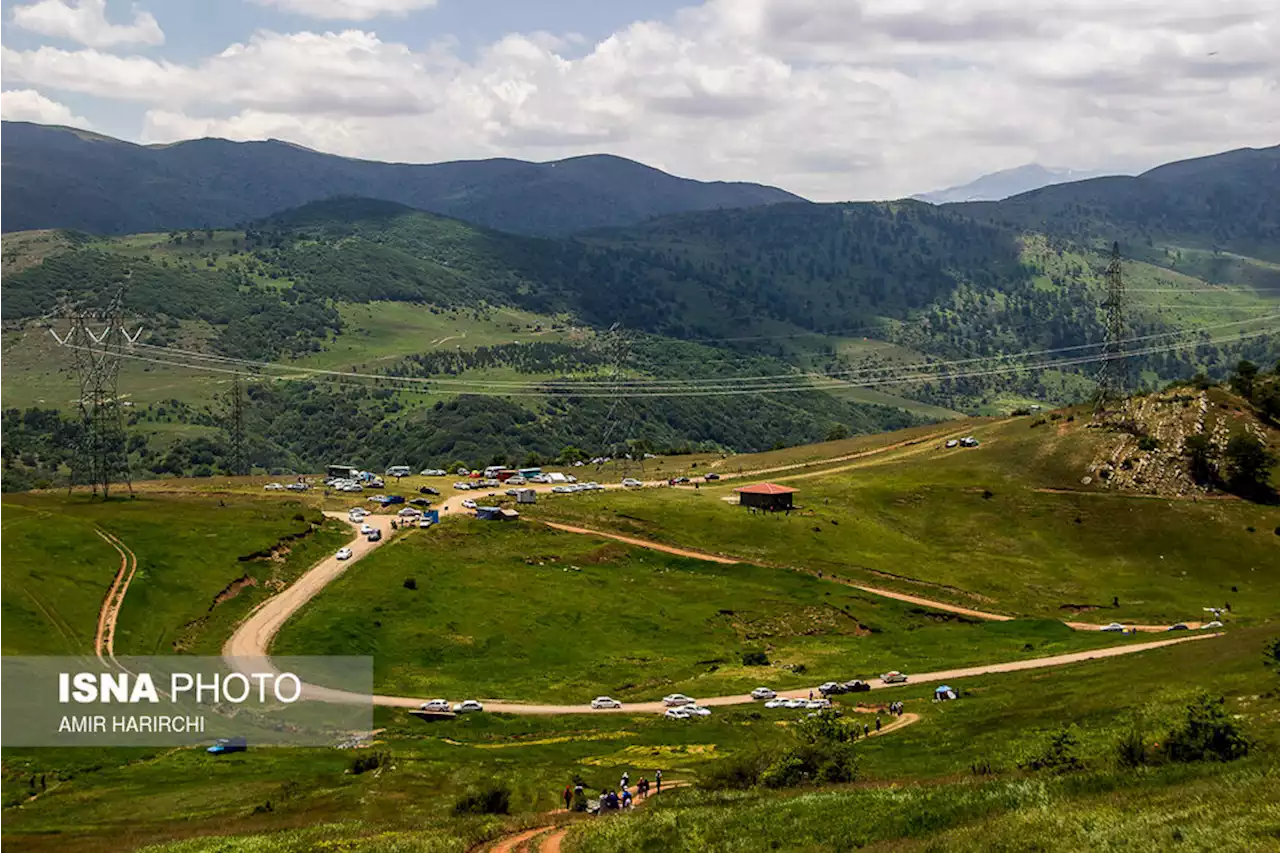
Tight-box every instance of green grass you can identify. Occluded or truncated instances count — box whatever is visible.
[533,416,1280,625]
[0,493,351,656]
[274,518,1157,703]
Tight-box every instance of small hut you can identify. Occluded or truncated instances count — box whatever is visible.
[735,483,797,511]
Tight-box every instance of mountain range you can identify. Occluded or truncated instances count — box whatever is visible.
[0,121,803,236]
[913,164,1124,204]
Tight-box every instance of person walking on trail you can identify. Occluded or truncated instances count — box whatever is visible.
[563,786,572,811]
[809,689,814,701]
[655,769,662,794]
[639,778,649,798]
[864,723,870,737]
[622,770,629,788]
[622,789,633,809]
[876,716,882,732]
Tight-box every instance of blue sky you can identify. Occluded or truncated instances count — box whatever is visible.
[2,0,1276,200]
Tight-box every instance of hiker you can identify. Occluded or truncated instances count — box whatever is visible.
[563,786,572,810]
[655,769,662,794]
[876,716,882,732]
[622,789,633,808]
[809,689,814,701]
[864,723,870,737]
[638,778,649,798]
[621,770,629,788]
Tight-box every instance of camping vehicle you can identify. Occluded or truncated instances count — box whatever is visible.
[452,700,484,713]
[207,737,247,755]
[750,687,776,700]
[663,693,695,707]
[419,699,450,712]
[591,696,622,709]
[663,708,691,720]
[880,671,908,684]
[335,547,353,561]
[843,680,871,692]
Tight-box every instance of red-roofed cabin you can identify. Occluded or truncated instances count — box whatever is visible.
[735,483,797,511]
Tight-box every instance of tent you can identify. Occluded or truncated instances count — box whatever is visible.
[934,685,957,701]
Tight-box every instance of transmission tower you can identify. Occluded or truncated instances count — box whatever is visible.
[1093,241,1128,418]
[596,324,645,480]
[227,373,249,477]
[52,290,141,498]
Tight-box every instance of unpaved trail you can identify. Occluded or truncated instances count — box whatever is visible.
[94,529,138,662]
[543,522,738,564]
[483,782,690,852]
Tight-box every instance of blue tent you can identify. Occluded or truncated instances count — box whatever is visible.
[934,685,957,701]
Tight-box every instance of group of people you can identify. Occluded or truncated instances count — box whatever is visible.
[887,701,905,716]
[564,769,662,814]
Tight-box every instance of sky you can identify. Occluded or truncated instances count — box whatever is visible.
[1,0,1277,200]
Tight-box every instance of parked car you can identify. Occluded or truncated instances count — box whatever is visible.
[843,680,871,693]
[505,489,520,496]
[591,696,622,709]
[286,482,309,491]
[385,495,405,505]
[551,485,575,494]
[819,681,846,696]
[959,437,980,447]
[1167,623,1190,631]
[207,736,247,755]
[880,671,908,684]
[704,473,721,481]
[664,708,691,720]
[1202,621,1224,629]
[335,547,353,561]
[663,693,695,707]
[462,499,477,509]
[367,529,382,542]
[750,687,776,700]
[806,699,831,710]
[764,698,788,709]
[945,439,960,449]
[417,519,433,529]
[409,498,431,507]
[420,486,440,495]
[1100,622,1126,632]
[360,523,375,535]
[452,700,484,714]
[453,482,472,490]
[506,476,526,486]
[622,478,643,487]
[263,483,284,491]
[683,705,712,717]
[419,699,450,712]
[784,698,808,709]
[675,477,691,484]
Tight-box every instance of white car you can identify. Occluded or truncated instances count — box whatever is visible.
[360,523,375,535]
[591,696,622,709]
[420,469,446,477]
[622,478,643,487]
[551,485,575,494]
[663,693,695,707]
[417,519,433,529]
[880,671,908,684]
[683,705,712,717]
[945,439,959,449]
[764,698,788,709]
[1202,621,1224,629]
[785,698,808,709]
[1100,622,1126,632]
[663,708,691,720]
[263,482,284,491]
[335,547,353,561]
[462,499,477,509]
[750,687,777,700]
[507,476,526,486]
[806,699,831,710]
[419,699,450,712]
[453,700,484,713]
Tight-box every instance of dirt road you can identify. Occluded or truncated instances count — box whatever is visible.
[94,529,138,662]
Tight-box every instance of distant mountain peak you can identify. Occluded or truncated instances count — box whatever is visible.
[913,163,1127,204]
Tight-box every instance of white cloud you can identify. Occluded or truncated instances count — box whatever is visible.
[251,0,437,21]
[10,0,163,48]
[3,1,1278,199]
[0,87,92,126]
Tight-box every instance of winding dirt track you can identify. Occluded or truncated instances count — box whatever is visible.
[94,529,138,662]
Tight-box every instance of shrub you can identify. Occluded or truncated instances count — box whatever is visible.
[453,782,511,815]
[1137,436,1160,452]
[701,752,770,790]
[403,577,418,590]
[1163,694,1250,763]
[742,650,770,667]
[1019,726,1083,773]
[1115,720,1150,768]
[350,750,390,775]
